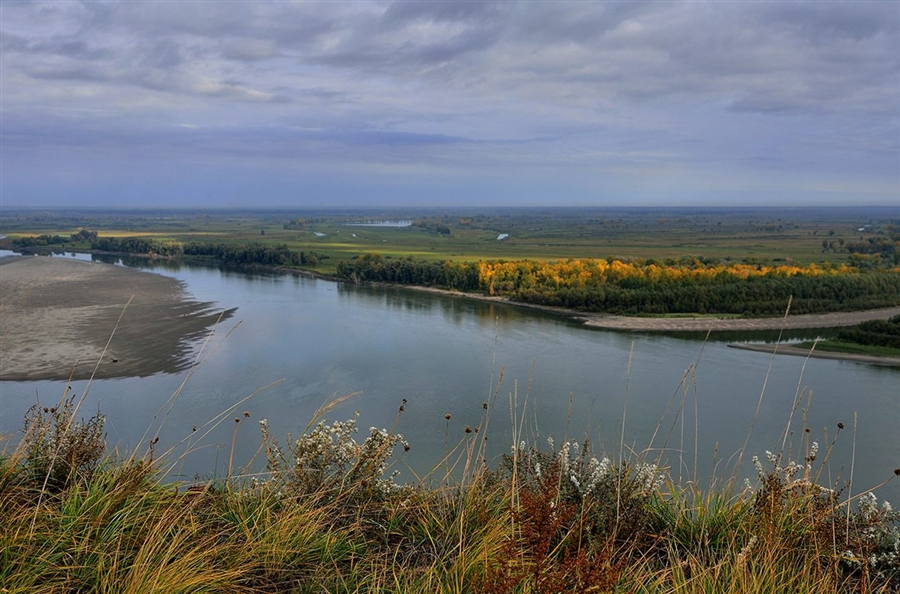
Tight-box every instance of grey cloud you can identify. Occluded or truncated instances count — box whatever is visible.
[382,1,509,27]
[757,2,896,42]
[219,38,278,62]
[2,0,897,208]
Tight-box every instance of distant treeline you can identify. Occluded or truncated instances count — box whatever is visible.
[179,242,325,267]
[844,232,899,265]
[74,234,324,268]
[835,315,900,350]
[92,237,324,267]
[336,254,480,289]
[11,229,98,247]
[336,254,900,316]
[11,231,327,268]
[412,219,451,235]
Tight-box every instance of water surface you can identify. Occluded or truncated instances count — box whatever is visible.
[1,255,896,502]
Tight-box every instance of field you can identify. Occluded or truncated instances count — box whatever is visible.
[2,206,897,275]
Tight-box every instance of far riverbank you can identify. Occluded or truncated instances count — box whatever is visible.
[728,343,900,368]
[401,284,900,333]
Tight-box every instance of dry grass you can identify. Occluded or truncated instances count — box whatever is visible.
[2,384,897,594]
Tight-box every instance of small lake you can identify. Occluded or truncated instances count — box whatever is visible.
[344,220,413,227]
[1,253,897,502]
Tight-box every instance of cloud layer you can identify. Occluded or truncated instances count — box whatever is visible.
[2,1,897,207]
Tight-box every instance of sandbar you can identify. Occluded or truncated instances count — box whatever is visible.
[403,285,900,332]
[727,343,900,367]
[0,256,233,381]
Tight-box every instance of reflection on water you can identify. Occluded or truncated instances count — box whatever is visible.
[0,253,897,503]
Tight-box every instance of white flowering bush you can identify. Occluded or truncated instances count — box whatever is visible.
[842,492,900,585]
[503,437,665,548]
[510,437,664,502]
[257,412,409,501]
[749,444,899,590]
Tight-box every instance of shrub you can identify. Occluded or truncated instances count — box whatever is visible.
[17,396,106,492]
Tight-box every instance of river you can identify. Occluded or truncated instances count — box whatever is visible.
[1,254,897,502]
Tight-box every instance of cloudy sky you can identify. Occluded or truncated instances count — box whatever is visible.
[1,1,898,209]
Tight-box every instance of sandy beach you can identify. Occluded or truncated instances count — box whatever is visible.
[577,306,900,332]
[0,256,233,381]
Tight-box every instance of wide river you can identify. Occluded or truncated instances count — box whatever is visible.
[2,254,897,503]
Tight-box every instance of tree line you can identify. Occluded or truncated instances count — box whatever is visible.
[11,228,98,248]
[27,232,326,268]
[336,254,900,316]
[834,315,900,350]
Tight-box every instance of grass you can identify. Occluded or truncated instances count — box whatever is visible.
[2,385,898,593]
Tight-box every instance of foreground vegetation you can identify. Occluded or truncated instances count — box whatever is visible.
[2,393,898,593]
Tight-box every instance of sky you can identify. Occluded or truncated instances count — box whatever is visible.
[1,1,898,209]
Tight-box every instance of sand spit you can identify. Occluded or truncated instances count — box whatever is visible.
[403,285,900,333]
[577,307,900,332]
[728,343,900,367]
[0,256,234,381]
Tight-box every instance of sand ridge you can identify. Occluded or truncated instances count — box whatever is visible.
[0,256,234,381]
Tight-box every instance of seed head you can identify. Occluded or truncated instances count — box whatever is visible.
[445,413,452,420]
[243,411,250,418]
[837,422,845,430]
[894,468,900,476]
[465,426,472,434]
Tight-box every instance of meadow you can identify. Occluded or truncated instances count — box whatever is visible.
[2,205,897,275]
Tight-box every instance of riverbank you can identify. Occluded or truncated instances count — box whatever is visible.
[727,342,900,368]
[4,254,899,379]
[0,256,233,381]
[403,284,900,332]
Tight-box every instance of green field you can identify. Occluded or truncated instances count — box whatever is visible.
[2,206,897,274]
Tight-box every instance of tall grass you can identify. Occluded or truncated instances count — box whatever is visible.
[2,381,897,593]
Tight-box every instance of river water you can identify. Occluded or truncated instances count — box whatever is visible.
[1,254,897,502]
